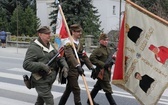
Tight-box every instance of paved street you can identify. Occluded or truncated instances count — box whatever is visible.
[0,47,168,105]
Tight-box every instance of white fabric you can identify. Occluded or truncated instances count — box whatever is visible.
[34,39,54,53]
[116,3,168,105]
[56,10,62,35]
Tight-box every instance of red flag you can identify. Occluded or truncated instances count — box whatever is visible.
[56,10,68,39]
[112,15,125,82]
[59,22,68,38]
[55,10,69,49]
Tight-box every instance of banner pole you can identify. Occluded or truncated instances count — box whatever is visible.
[126,0,168,25]
[58,5,93,105]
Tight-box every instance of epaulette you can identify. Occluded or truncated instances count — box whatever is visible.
[65,42,72,47]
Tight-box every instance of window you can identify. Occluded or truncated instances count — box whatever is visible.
[113,5,116,15]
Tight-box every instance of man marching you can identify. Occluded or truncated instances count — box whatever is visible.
[58,24,95,105]
[23,26,69,105]
[88,33,117,105]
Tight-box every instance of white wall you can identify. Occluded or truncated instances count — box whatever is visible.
[36,0,125,33]
[36,0,54,27]
[92,0,125,33]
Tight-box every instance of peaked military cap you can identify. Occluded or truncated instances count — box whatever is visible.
[70,24,82,32]
[99,33,108,41]
[37,26,51,34]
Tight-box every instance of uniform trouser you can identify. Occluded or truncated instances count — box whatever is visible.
[90,87,99,100]
[35,84,54,105]
[87,87,99,105]
[32,71,56,105]
[92,80,116,105]
[94,79,112,93]
[105,93,117,105]
[58,75,81,105]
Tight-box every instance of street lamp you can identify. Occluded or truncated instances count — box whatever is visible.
[16,0,19,53]
[119,0,122,29]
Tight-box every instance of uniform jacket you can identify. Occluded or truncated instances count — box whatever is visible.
[90,44,111,81]
[23,38,68,85]
[64,40,93,76]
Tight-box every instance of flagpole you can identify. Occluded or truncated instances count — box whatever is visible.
[58,5,93,105]
[119,0,121,29]
[126,0,168,25]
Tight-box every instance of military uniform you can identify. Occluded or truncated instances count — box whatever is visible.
[23,26,68,105]
[58,24,94,105]
[90,44,112,90]
[89,33,117,105]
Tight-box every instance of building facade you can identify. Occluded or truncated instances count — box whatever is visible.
[92,0,125,33]
[36,0,125,33]
[36,0,54,27]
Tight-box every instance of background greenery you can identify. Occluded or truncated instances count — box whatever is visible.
[0,0,38,36]
[0,0,167,42]
[49,0,102,39]
[132,0,168,20]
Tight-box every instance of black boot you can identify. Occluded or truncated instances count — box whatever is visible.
[87,100,99,105]
[75,102,82,105]
[105,93,117,105]
[58,96,68,105]
[87,88,99,105]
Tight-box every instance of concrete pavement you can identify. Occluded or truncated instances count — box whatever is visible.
[1,46,168,97]
[0,46,27,56]
[0,46,92,58]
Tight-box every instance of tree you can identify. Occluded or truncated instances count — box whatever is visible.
[132,0,168,21]
[9,5,40,36]
[49,0,102,37]
[21,6,39,36]
[0,0,39,36]
[9,5,24,35]
[0,7,9,31]
[0,0,35,21]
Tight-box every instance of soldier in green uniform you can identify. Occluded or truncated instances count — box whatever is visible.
[58,24,95,105]
[88,33,117,105]
[23,26,69,105]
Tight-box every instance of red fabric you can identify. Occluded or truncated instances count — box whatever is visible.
[155,46,168,64]
[149,44,156,51]
[59,20,68,39]
[112,15,125,80]
[59,47,64,57]
[55,10,69,50]
[56,10,68,39]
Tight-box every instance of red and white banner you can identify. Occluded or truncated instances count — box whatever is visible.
[113,1,168,105]
[55,10,69,49]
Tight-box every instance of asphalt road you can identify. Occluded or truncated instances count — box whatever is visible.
[0,47,167,105]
